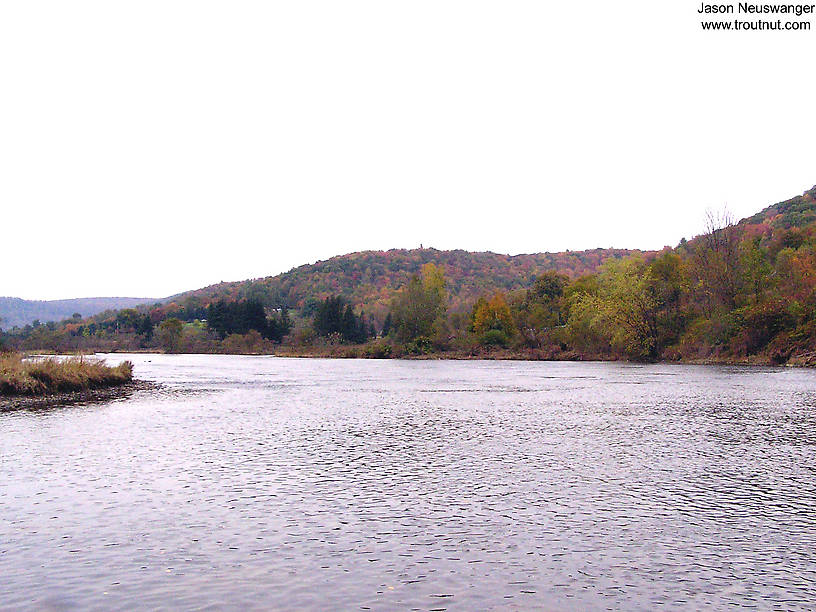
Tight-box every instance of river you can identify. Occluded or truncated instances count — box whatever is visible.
[1,354,815,610]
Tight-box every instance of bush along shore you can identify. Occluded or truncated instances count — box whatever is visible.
[272,340,816,366]
[0,352,133,397]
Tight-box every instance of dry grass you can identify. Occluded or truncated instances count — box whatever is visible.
[0,353,133,396]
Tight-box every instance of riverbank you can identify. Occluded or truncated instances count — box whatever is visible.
[0,380,156,412]
[273,344,814,366]
[273,344,574,361]
[16,345,814,368]
[0,352,134,397]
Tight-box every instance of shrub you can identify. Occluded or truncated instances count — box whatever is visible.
[732,300,797,354]
[479,329,510,348]
[405,336,434,355]
[363,340,393,359]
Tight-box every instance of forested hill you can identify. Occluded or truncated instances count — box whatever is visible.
[741,184,816,230]
[177,247,645,318]
[0,297,156,330]
[5,183,816,365]
[171,184,816,320]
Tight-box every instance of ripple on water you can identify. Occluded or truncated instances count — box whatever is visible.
[1,355,815,610]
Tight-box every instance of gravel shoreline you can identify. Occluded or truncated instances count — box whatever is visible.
[0,380,157,412]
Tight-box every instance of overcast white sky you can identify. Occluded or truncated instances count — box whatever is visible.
[2,1,814,300]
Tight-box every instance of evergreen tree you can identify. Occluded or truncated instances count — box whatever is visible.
[314,296,345,337]
[358,310,369,343]
[341,304,358,343]
[137,314,154,342]
[279,307,291,337]
[206,299,279,340]
[313,296,369,343]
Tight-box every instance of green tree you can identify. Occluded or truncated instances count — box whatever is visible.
[313,296,345,337]
[511,272,569,348]
[137,314,154,342]
[567,257,661,360]
[739,238,773,303]
[647,251,686,348]
[531,271,569,302]
[158,318,184,353]
[116,308,140,331]
[390,263,448,343]
[341,304,359,343]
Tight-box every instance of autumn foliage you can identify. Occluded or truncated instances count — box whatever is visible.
[3,185,816,366]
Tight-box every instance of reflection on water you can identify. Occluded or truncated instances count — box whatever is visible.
[2,355,815,610]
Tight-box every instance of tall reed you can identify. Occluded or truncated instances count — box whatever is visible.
[0,353,133,396]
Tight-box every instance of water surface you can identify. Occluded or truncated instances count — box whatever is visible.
[2,355,815,610]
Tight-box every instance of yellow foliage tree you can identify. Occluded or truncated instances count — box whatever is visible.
[472,292,515,336]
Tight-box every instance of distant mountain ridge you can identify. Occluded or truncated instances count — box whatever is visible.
[0,296,157,329]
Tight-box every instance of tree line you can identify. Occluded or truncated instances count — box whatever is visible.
[4,195,816,365]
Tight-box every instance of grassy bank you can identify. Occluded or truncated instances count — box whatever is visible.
[0,353,133,396]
